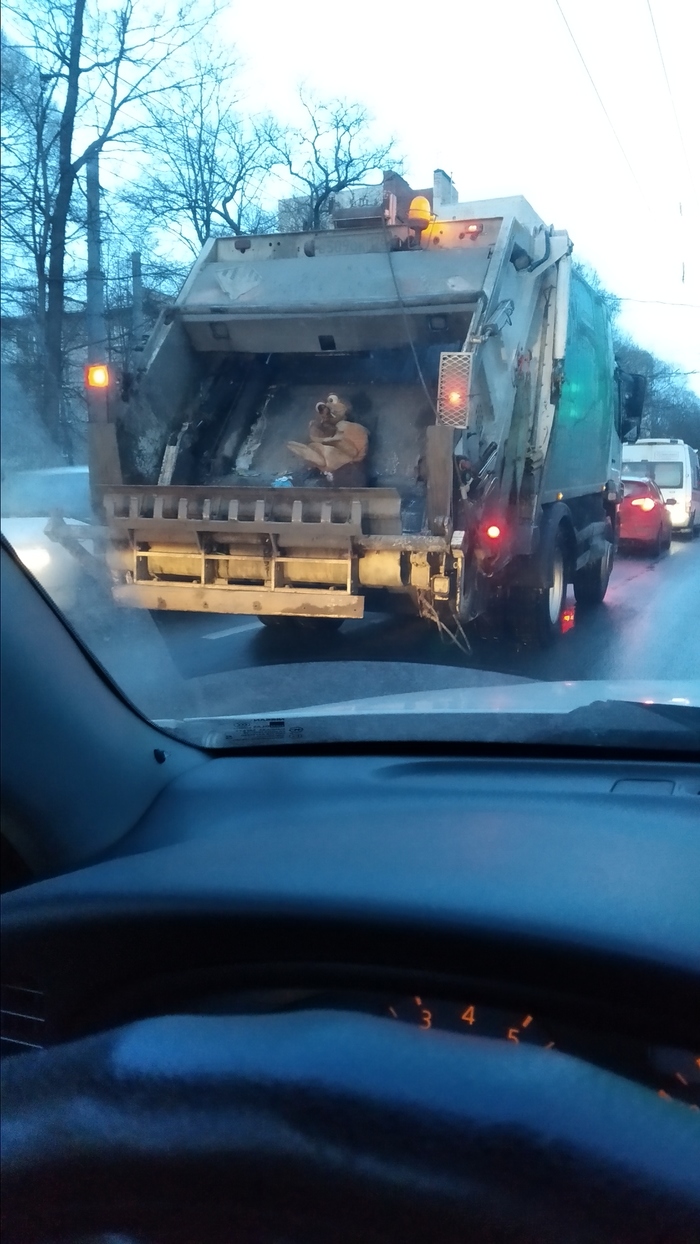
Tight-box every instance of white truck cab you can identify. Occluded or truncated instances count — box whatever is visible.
[622,439,700,535]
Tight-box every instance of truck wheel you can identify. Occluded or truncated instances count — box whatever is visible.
[510,530,567,646]
[259,616,344,633]
[573,520,614,607]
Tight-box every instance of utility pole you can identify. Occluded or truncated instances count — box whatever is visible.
[85,152,107,374]
[85,150,122,490]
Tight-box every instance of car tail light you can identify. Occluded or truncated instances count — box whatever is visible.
[631,497,656,512]
[485,524,502,540]
[561,607,576,634]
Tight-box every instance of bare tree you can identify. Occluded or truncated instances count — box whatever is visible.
[122,51,279,256]
[615,333,700,445]
[2,0,222,444]
[1,34,87,450]
[1,34,60,327]
[269,91,401,231]
[573,261,621,325]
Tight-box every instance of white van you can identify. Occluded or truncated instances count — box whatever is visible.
[622,439,700,535]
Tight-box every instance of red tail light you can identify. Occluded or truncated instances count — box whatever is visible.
[478,521,507,558]
[631,497,655,512]
[561,607,576,634]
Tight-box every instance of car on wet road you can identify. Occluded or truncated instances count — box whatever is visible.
[618,477,673,556]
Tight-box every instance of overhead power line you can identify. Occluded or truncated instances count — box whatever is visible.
[618,298,700,308]
[644,0,696,189]
[553,0,651,210]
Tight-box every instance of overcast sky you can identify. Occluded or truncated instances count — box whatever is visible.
[228,0,699,392]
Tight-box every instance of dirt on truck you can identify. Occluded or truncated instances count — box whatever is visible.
[88,171,644,644]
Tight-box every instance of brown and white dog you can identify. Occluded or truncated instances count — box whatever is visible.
[288,393,368,477]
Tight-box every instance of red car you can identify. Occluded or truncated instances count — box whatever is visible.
[618,477,672,555]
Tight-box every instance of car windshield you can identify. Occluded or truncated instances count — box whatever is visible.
[622,480,655,498]
[1,0,699,754]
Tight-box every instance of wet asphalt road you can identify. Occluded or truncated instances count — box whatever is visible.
[105,533,700,722]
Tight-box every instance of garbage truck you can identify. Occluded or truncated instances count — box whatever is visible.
[85,170,645,643]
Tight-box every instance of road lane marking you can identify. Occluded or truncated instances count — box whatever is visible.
[204,621,263,640]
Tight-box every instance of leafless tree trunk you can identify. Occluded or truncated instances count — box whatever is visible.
[44,0,86,452]
[4,0,223,444]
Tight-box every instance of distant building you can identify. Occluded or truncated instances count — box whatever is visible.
[277,168,459,232]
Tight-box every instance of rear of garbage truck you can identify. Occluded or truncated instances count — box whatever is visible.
[92,176,642,639]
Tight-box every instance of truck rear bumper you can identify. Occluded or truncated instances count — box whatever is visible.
[113,582,365,618]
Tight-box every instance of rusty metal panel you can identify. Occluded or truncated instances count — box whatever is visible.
[359,534,448,552]
[145,554,202,578]
[113,583,364,618]
[358,550,403,588]
[104,484,400,520]
[273,557,349,587]
[425,424,455,535]
[410,553,432,590]
[87,423,122,491]
[103,484,402,544]
[179,249,491,319]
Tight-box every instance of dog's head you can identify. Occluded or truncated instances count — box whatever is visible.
[326,393,351,421]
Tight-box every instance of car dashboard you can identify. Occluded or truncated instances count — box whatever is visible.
[2,753,700,1119]
[148,986,700,1107]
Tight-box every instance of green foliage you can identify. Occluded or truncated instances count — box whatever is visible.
[615,333,700,450]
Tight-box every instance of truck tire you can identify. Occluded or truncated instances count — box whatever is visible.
[573,520,614,606]
[259,616,344,634]
[510,529,567,646]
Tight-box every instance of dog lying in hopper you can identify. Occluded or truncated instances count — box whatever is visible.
[287,394,369,481]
